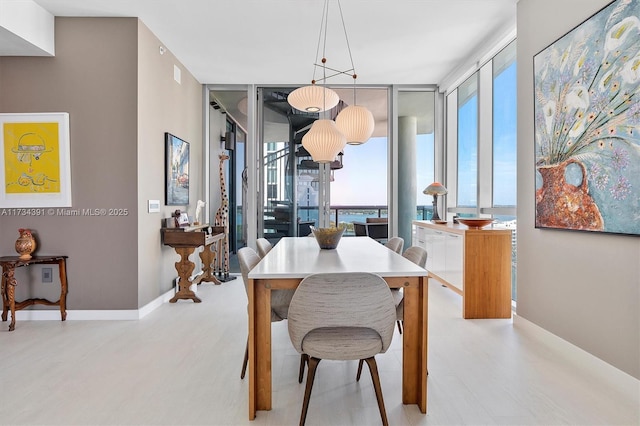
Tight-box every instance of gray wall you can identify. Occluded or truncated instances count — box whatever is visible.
[0,17,203,309]
[517,0,640,378]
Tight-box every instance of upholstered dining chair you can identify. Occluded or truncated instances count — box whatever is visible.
[288,272,396,426]
[256,237,272,258]
[384,236,404,254]
[238,247,296,379]
[384,236,404,333]
[395,246,427,334]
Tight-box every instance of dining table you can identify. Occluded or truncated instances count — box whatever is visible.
[246,236,429,420]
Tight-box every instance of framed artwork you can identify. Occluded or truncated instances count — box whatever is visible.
[534,0,640,236]
[0,112,72,208]
[165,132,190,206]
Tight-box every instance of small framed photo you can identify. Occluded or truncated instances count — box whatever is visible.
[177,212,190,227]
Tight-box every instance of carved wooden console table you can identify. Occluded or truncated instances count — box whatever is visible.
[161,225,225,303]
[0,255,68,331]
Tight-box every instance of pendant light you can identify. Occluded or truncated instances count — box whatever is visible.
[336,104,375,144]
[289,0,374,159]
[302,119,346,163]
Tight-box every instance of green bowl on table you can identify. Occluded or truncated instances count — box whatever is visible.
[310,226,345,249]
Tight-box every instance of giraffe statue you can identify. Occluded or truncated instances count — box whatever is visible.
[214,152,234,280]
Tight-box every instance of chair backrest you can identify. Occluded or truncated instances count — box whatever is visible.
[288,272,396,355]
[403,246,427,268]
[256,238,273,258]
[366,217,387,224]
[238,246,293,322]
[385,236,404,254]
[237,247,261,296]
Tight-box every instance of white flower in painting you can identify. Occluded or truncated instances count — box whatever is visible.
[620,52,640,84]
[598,69,614,91]
[566,85,590,109]
[543,101,556,135]
[569,118,586,138]
[559,45,573,74]
[604,16,640,54]
[573,48,589,77]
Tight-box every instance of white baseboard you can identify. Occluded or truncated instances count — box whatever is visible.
[12,287,176,321]
[513,314,639,398]
[8,273,237,322]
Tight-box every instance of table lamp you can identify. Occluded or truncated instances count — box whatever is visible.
[423,182,448,222]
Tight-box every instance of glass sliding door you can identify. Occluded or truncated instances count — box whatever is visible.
[259,88,320,243]
[331,88,389,235]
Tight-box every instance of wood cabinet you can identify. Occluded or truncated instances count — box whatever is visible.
[412,220,512,319]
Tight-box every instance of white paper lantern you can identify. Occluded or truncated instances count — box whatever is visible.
[336,105,375,145]
[288,85,340,112]
[302,119,347,163]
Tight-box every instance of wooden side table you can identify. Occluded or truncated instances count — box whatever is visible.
[0,255,68,331]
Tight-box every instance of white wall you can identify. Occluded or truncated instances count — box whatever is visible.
[516,0,640,379]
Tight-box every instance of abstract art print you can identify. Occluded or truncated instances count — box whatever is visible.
[534,0,640,235]
[0,113,72,208]
[165,132,190,206]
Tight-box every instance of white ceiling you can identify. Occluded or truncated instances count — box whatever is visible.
[30,0,517,86]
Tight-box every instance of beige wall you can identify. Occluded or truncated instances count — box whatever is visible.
[517,0,640,379]
[136,21,203,307]
[0,17,203,309]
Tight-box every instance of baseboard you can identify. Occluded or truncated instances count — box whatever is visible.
[12,287,176,321]
[513,314,639,398]
[9,273,240,322]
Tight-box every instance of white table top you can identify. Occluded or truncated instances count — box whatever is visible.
[248,236,427,279]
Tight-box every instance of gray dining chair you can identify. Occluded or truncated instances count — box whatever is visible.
[256,237,272,258]
[385,236,404,254]
[395,246,427,334]
[384,236,404,333]
[288,272,396,426]
[238,247,297,379]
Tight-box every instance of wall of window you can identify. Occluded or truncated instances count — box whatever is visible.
[445,39,517,298]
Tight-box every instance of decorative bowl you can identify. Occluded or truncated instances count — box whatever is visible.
[310,226,345,249]
[457,218,495,229]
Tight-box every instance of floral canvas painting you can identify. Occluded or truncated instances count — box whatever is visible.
[534,0,640,235]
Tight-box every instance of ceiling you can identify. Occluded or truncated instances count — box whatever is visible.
[28,0,517,86]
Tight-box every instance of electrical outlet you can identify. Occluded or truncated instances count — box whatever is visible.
[42,267,53,283]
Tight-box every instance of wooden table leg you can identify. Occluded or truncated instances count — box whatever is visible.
[1,265,7,322]
[58,258,68,321]
[249,279,273,419]
[402,276,428,413]
[3,266,17,331]
[193,244,221,285]
[169,247,202,303]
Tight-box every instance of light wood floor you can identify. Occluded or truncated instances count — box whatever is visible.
[0,278,637,426]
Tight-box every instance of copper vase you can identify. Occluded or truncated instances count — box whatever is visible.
[536,159,604,231]
[15,228,36,260]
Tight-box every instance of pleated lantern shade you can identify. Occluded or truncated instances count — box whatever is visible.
[302,119,347,163]
[288,85,340,113]
[335,105,375,145]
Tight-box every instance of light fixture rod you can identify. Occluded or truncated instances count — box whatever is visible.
[337,0,356,75]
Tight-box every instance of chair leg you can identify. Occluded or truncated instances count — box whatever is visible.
[299,357,321,426]
[364,357,389,426]
[240,337,249,379]
[298,353,308,383]
[396,320,403,334]
[356,359,364,381]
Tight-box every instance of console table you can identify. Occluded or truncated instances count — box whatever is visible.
[0,255,68,331]
[161,225,225,303]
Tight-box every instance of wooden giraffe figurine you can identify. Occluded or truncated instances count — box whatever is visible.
[214,152,234,280]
